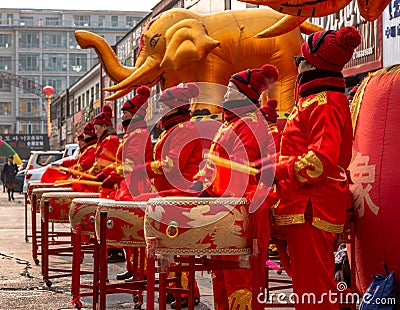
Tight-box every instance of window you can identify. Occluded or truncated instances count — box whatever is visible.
[98,15,105,27]
[42,76,66,94]
[42,53,67,72]
[70,53,87,72]
[19,54,40,72]
[20,76,40,94]
[95,83,100,101]
[73,15,91,27]
[20,16,34,26]
[7,14,13,25]
[126,16,137,28]
[0,102,11,116]
[42,31,67,48]
[0,80,11,92]
[18,121,42,134]
[0,125,12,134]
[111,16,118,27]
[0,34,12,48]
[0,56,11,70]
[19,31,40,48]
[19,98,41,117]
[68,32,80,49]
[46,17,61,26]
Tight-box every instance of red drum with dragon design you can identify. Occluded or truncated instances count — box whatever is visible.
[144,197,251,255]
[40,192,100,223]
[69,198,108,236]
[95,200,147,247]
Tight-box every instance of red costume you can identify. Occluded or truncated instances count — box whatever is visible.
[201,65,279,309]
[98,87,153,278]
[86,105,120,193]
[261,27,361,310]
[148,83,203,305]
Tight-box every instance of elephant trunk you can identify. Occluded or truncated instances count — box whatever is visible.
[105,56,161,92]
[74,30,135,83]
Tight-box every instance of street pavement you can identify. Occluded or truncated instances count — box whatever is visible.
[0,189,292,310]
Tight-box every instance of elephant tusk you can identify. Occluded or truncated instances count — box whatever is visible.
[255,15,307,38]
[299,21,325,35]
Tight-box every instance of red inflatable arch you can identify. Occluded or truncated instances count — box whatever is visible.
[350,65,400,296]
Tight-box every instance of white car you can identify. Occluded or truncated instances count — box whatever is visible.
[23,148,80,194]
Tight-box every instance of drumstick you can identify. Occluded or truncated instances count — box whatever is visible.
[54,179,102,187]
[52,166,97,180]
[205,153,259,175]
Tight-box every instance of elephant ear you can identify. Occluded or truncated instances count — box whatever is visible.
[161,19,220,71]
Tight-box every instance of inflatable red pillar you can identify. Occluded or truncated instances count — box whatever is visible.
[350,65,400,296]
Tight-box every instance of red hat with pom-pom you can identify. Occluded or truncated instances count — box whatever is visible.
[229,64,279,104]
[302,26,361,72]
[260,98,278,123]
[92,104,113,126]
[122,86,151,117]
[159,83,200,109]
[347,85,359,101]
[77,131,84,141]
[83,122,96,136]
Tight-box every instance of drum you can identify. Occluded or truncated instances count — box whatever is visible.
[69,198,109,236]
[40,192,100,223]
[144,197,251,255]
[28,182,57,204]
[32,187,74,212]
[95,200,147,247]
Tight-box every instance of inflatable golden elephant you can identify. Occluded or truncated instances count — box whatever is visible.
[238,0,390,37]
[75,8,322,113]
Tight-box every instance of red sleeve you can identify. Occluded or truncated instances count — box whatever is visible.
[145,125,194,179]
[76,146,96,172]
[62,157,78,168]
[276,98,348,185]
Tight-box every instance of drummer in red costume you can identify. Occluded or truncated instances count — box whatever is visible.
[195,64,278,309]
[95,86,153,281]
[145,83,203,196]
[89,104,123,262]
[145,83,203,308]
[62,123,97,173]
[257,26,361,309]
[96,86,153,200]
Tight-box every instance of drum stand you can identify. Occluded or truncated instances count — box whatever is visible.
[146,237,265,310]
[95,211,147,310]
[41,192,99,287]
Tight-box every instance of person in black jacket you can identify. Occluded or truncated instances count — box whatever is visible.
[3,156,18,201]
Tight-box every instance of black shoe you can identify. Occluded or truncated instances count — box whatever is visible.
[107,249,125,263]
[116,270,133,280]
[170,297,200,309]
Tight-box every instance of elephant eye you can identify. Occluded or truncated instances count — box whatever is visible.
[150,33,162,48]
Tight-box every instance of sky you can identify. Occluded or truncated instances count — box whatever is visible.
[1,0,159,12]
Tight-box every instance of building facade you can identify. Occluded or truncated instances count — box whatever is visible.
[0,8,147,144]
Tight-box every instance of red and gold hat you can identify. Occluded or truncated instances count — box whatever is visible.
[83,122,96,136]
[92,104,113,126]
[301,26,361,73]
[77,131,84,141]
[229,64,279,104]
[159,83,200,110]
[121,86,151,117]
